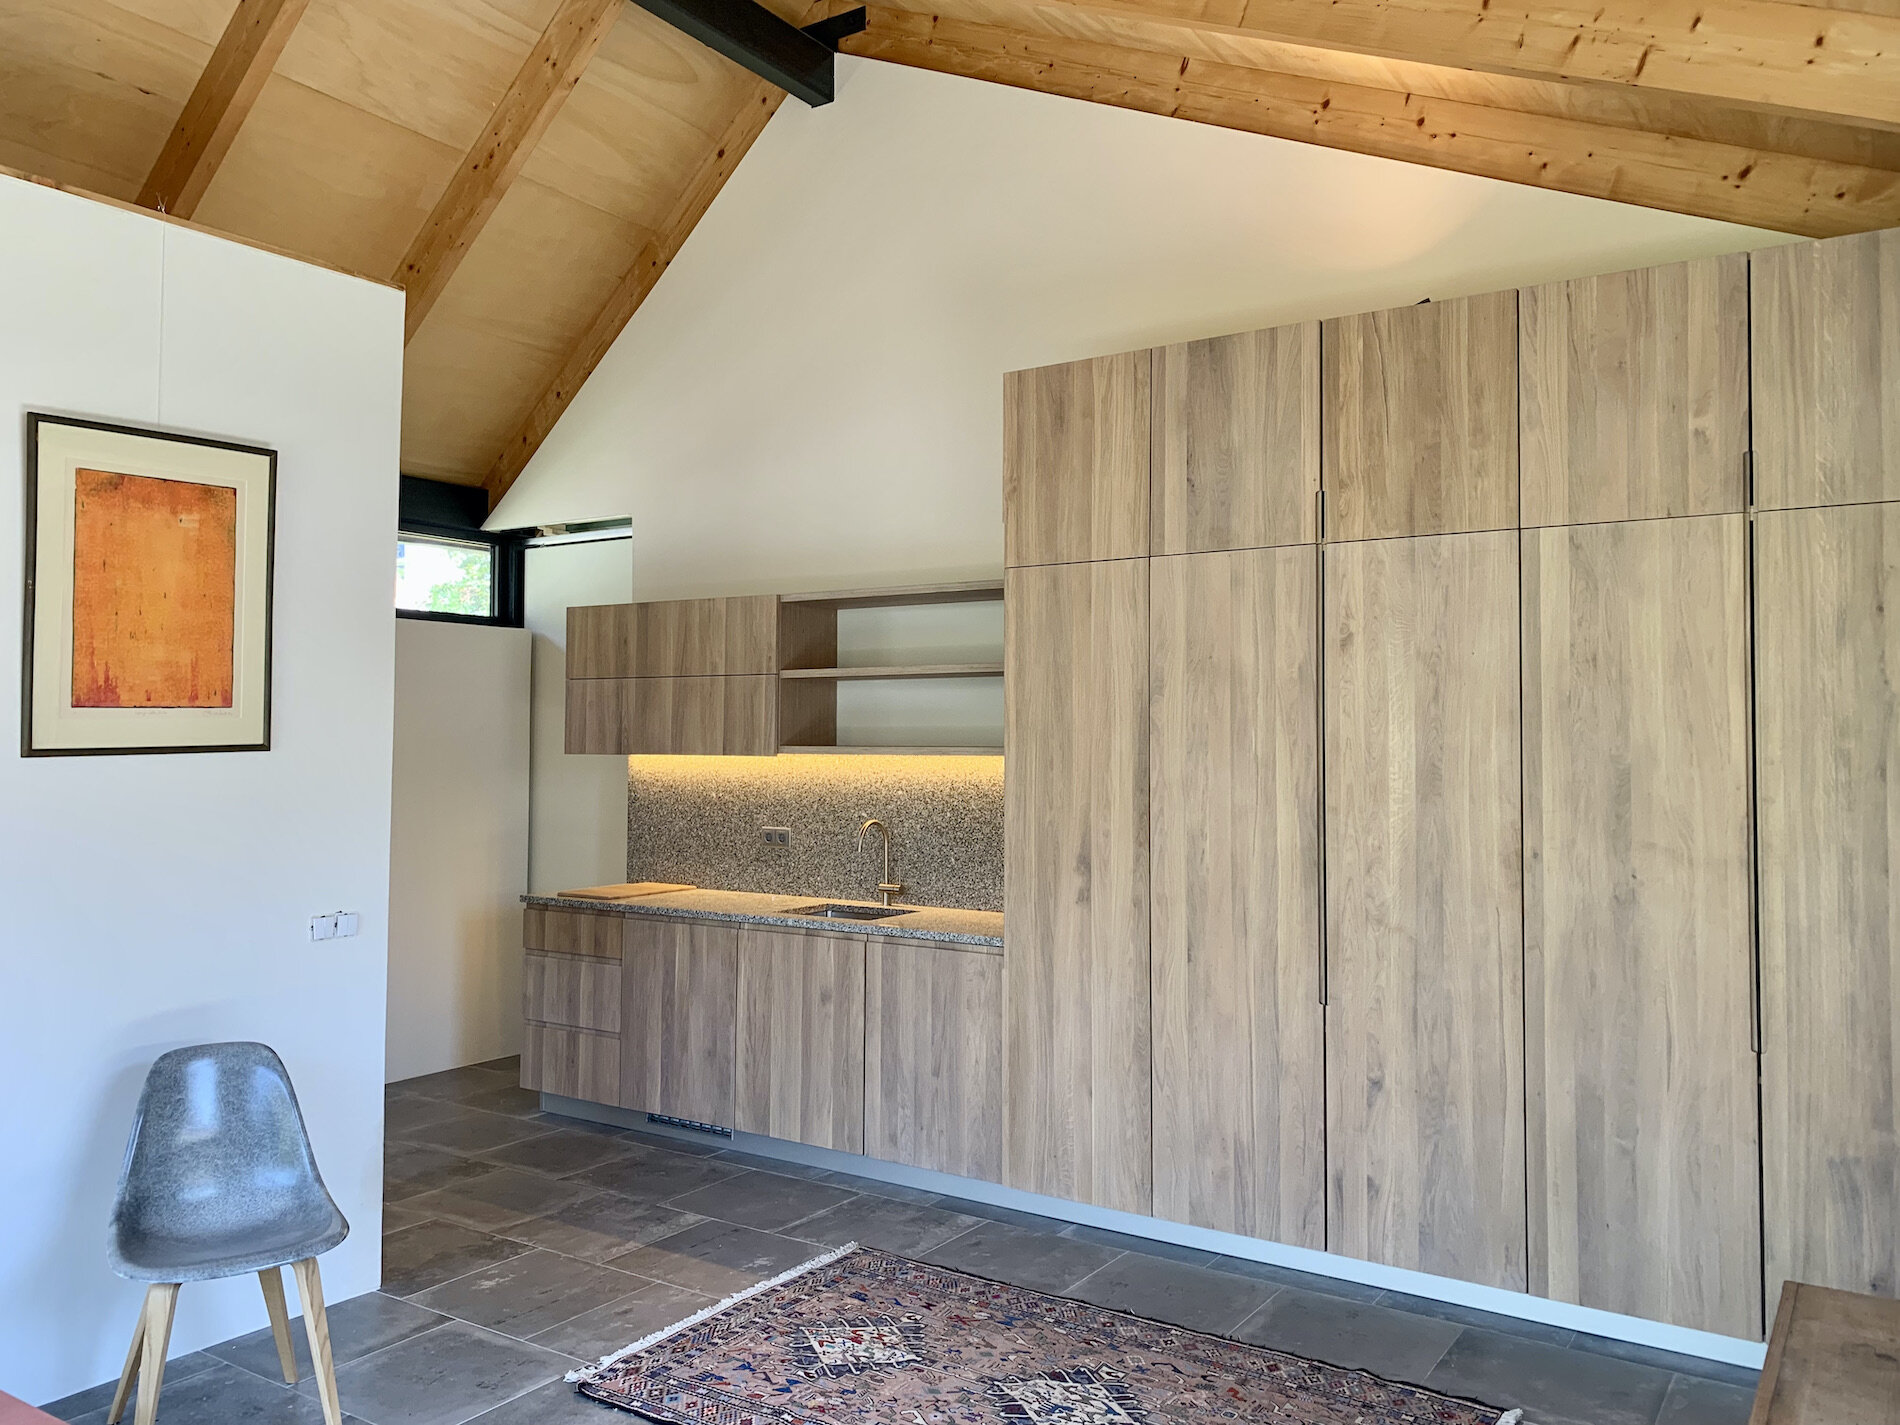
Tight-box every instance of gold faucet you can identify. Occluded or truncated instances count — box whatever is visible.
[857,818,905,906]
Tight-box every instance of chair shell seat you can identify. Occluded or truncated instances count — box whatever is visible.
[108,1042,349,1285]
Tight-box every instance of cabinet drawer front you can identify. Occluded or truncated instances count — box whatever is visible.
[565,676,776,756]
[567,598,778,677]
[524,952,622,1033]
[522,1023,621,1105]
[524,907,623,958]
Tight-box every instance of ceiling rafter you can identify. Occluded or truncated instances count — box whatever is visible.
[840,6,1900,237]
[484,79,785,503]
[136,0,313,218]
[396,0,626,344]
[1015,0,1900,131]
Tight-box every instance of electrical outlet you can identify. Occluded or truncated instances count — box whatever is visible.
[761,826,792,848]
[309,912,361,942]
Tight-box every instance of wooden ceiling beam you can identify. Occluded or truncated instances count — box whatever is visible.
[137,0,314,219]
[483,80,785,503]
[396,0,626,344]
[842,7,1900,237]
[1018,0,1900,132]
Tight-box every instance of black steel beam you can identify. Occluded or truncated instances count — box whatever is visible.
[629,0,853,106]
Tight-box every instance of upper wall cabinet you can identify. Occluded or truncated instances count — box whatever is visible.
[566,675,778,756]
[1324,530,1526,1291]
[1004,352,1151,567]
[1322,291,1518,541]
[1149,547,1323,1246]
[1520,256,1749,526]
[1151,325,1320,555]
[1005,558,1152,1214]
[1753,230,1900,511]
[1757,502,1900,1305]
[567,597,779,678]
[1522,515,1759,1338]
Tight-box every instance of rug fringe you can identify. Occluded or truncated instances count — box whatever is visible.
[1496,1410,1523,1424]
[566,1240,862,1384]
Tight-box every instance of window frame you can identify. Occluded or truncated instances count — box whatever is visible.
[395,524,526,628]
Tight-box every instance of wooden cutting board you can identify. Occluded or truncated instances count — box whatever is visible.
[556,882,695,900]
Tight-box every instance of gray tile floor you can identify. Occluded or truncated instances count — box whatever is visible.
[45,1057,1761,1425]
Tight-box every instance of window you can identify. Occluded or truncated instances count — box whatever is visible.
[396,534,496,618]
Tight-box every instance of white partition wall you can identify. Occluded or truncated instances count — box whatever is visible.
[0,175,403,1404]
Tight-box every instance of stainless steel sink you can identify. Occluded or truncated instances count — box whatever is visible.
[785,902,909,921]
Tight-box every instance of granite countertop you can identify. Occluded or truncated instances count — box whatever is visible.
[523,886,1004,950]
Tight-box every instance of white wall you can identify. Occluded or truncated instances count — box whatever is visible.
[491,57,1790,594]
[0,175,402,1404]
[387,618,531,1081]
[524,537,632,894]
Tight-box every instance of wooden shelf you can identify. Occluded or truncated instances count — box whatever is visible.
[780,664,1004,680]
[780,745,1004,756]
[779,579,1004,609]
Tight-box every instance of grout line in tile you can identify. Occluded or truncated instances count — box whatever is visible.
[1054,1250,1129,1296]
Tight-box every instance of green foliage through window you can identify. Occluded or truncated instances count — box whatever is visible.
[396,536,495,617]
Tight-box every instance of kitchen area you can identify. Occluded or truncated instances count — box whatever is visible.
[519,580,1008,1188]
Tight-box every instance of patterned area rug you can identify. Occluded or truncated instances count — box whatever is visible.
[572,1243,1521,1424]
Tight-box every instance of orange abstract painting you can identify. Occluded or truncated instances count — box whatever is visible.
[70,469,237,709]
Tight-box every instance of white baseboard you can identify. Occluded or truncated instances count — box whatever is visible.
[541,1092,1767,1372]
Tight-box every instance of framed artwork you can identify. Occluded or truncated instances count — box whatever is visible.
[23,413,276,756]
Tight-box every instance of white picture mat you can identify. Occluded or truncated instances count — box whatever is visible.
[29,419,272,750]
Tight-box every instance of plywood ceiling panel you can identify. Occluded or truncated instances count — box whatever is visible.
[401,316,564,478]
[524,4,756,224]
[0,0,209,198]
[274,0,558,150]
[193,71,459,276]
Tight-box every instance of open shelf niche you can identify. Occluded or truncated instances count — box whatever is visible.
[776,580,1004,754]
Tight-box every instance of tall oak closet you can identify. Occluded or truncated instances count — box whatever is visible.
[1002,227,1900,1341]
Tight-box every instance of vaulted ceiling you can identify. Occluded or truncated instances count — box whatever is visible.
[4,0,1898,507]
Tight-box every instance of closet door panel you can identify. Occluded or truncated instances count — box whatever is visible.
[1149,546,1323,1245]
[1151,324,1319,555]
[1753,230,1900,511]
[1004,353,1151,566]
[1520,255,1749,526]
[1522,515,1759,1338]
[1004,557,1152,1214]
[1758,503,1900,1303]
[1322,292,1518,541]
[1324,530,1526,1290]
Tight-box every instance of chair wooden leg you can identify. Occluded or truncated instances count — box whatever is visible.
[133,1283,178,1425]
[291,1258,342,1425]
[104,1300,145,1425]
[257,1266,299,1383]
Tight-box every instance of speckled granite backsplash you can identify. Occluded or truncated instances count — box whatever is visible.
[627,754,1004,911]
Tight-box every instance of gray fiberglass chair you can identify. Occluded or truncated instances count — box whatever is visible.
[106,1042,349,1425]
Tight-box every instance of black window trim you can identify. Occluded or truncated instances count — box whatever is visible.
[396,524,527,628]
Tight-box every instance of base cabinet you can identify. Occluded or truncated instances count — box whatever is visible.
[522,1023,621,1104]
[735,927,866,1153]
[621,918,740,1126]
[865,938,1003,1181]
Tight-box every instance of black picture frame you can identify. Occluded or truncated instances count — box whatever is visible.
[22,411,278,757]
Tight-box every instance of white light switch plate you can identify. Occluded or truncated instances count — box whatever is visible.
[309,912,361,942]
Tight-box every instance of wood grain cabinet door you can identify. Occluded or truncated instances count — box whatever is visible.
[865,938,1003,1181]
[566,597,779,677]
[565,675,776,755]
[1752,230,1900,511]
[1004,352,1150,567]
[1323,530,1527,1291]
[734,927,866,1153]
[1322,291,1518,542]
[1521,515,1759,1338]
[1757,503,1900,1305]
[1149,546,1323,1245]
[1151,325,1319,555]
[621,917,740,1126]
[1004,557,1152,1214]
[1520,255,1749,526]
